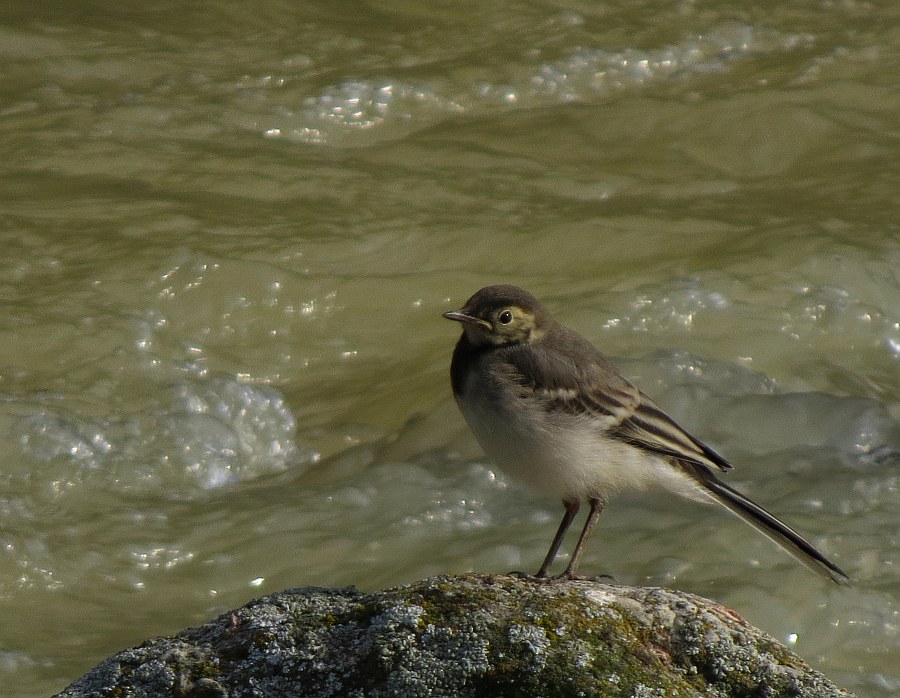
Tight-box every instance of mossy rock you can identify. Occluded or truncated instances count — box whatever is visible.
[55,574,852,697]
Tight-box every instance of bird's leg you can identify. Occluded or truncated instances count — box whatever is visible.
[535,498,580,577]
[561,495,607,579]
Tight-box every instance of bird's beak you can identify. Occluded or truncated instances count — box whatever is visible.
[442,310,491,330]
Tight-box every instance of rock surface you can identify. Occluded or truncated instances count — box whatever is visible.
[55,574,852,697]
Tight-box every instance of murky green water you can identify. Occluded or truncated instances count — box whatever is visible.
[2,2,898,696]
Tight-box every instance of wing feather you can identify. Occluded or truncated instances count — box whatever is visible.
[504,326,731,473]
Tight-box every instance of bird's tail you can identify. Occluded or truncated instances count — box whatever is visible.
[687,466,850,585]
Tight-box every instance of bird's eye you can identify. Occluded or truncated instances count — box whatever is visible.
[498,310,513,325]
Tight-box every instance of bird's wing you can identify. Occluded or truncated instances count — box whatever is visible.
[506,330,732,474]
[505,329,640,422]
[609,392,733,473]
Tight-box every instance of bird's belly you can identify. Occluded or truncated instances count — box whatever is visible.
[458,393,669,500]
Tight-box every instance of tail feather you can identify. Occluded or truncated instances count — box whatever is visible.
[689,468,850,585]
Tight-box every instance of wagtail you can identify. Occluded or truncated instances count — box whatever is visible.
[443,284,849,584]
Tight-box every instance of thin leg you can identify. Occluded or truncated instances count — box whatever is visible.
[536,499,580,577]
[562,495,607,579]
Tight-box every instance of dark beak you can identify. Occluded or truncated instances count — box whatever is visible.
[442,310,491,330]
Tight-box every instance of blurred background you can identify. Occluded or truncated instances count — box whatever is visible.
[1,1,898,695]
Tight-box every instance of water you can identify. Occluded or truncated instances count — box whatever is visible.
[1,2,898,696]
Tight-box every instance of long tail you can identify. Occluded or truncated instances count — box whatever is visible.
[688,467,850,585]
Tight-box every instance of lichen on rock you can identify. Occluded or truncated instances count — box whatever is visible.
[55,574,853,697]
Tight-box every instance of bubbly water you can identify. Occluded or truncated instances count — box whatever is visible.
[1,2,898,696]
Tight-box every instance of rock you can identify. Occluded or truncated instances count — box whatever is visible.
[55,574,852,697]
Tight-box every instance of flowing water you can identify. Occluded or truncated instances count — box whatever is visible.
[2,2,899,696]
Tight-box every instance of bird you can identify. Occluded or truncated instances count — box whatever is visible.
[442,284,849,584]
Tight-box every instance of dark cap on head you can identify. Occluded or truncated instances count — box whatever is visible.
[459,284,544,317]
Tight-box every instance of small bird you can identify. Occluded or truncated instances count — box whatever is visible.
[443,284,849,584]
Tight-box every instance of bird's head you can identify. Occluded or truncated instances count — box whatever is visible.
[442,284,549,347]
